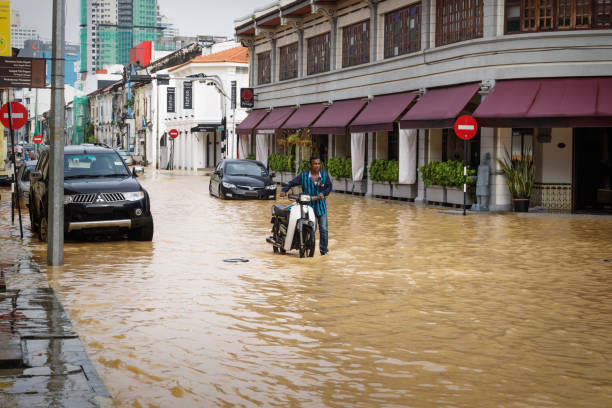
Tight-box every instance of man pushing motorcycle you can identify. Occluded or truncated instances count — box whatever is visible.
[280,156,332,256]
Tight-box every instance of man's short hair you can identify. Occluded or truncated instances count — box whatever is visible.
[310,155,321,163]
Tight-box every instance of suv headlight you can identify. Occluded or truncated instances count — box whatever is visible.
[123,191,145,201]
[222,182,236,189]
[64,195,74,204]
[265,184,277,190]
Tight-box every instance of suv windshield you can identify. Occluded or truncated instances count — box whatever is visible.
[64,153,130,178]
[225,162,268,177]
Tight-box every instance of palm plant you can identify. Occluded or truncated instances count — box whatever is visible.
[496,146,535,198]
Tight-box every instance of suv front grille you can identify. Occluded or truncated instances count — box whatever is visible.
[71,193,126,203]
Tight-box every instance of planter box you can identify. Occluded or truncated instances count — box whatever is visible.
[426,186,446,202]
[393,184,417,200]
[446,187,473,205]
[351,180,367,195]
[372,181,392,197]
[332,178,349,193]
[272,172,283,183]
[281,172,295,183]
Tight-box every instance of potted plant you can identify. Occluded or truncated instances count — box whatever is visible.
[418,160,475,204]
[496,146,535,212]
[369,159,398,198]
[327,157,352,193]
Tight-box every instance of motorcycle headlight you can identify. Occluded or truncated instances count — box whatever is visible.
[266,184,277,190]
[299,194,311,202]
[222,182,236,189]
[63,195,74,204]
[123,191,145,201]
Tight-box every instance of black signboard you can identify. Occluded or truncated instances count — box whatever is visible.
[167,87,175,113]
[184,82,193,109]
[157,74,170,85]
[240,88,254,109]
[190,124,218,133]
[231,81,237,110]
[0,57,46,88]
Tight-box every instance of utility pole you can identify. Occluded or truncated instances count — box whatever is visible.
[48,0,65,266]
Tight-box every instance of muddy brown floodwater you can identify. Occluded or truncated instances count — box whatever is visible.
[3,172,612,407]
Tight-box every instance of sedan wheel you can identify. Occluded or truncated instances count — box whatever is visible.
[218,185,226,199]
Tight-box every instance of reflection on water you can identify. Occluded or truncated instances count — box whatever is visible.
[3,173,611,407]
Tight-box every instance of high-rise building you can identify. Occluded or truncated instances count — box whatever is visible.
[10,9,39,49]
[80,0,161,75]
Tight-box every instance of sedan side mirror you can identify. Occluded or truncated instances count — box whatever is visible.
[269,172,276,178]
[132,166,144,177]
[30,170,42,182]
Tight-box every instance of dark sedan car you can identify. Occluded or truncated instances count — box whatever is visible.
[209,159,277,200]
[29,144,153,241]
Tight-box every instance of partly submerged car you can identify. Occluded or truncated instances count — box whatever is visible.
[209,159,277,200]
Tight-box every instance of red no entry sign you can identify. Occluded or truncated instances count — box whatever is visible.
[454,115,478,140]
[0,102,28,130]
[168,129,179,139]
[32,134,43,144]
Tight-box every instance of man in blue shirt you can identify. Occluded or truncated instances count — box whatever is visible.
[280,156,332,255]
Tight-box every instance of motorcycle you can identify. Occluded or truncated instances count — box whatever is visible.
[266,189,318,258]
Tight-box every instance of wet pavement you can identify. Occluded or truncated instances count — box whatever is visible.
[1,171,612,407]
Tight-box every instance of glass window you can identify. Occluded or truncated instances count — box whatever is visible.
[64,153,130,178]
[511,129,534,160]
[342,20,370,68]
[506,0,608,33]
[224,161,268,177]
[436,0,483,46]
[384,3,421,59]
[257,51,271,85]
[279,42,298,81]
[307,33,330,75]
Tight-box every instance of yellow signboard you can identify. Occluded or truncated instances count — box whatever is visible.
[0,0,10,57]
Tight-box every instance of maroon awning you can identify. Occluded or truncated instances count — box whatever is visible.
[310,99,367,135]
[400,83,481,129]
[350,92,417,132]
[282,103,327,129]
[255,106,295,132]
[474,77,612,128]
[236,109,268,135]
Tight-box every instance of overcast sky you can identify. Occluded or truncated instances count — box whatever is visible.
[14,0,272,43]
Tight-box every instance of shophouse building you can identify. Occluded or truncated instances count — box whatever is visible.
[234,0,612,212]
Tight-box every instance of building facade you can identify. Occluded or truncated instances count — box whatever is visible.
[234,0,612,213]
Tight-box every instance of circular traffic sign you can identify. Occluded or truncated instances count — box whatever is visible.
[168,129,179,139]
[0,102,28,130]
[32,134,43,144]
[241,88,253,102]
[454,115,478,140]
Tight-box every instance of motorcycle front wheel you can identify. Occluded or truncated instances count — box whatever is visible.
[299,225,315,258]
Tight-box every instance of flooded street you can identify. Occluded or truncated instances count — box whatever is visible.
[2,172,612,407]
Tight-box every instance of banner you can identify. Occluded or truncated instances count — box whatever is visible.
[183,82,192,110]
[0,1,10,57]
[351,132,365,181]
[399,128,417,184]
[167,87,175,113]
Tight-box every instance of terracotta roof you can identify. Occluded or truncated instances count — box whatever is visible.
[168,46,249,72]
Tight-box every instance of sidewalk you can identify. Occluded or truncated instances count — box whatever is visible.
[0,193,112,407]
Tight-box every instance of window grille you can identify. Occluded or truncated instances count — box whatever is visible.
[279,43,298,81]
[307,32,331,75]
[342,20,370,68]
[435,0,483,46]
[257,51,271,85]
[384,3,421,58]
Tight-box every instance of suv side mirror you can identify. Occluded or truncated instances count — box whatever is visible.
[30,170,42,182]
[132,166,144,177]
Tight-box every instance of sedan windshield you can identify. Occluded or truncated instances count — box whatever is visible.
[225,162,268,177]
[64,154,130,178]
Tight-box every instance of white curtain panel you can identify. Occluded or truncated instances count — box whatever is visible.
[351,132,366,181]
[256,132,269,167]
[399,128,417,184]
[239,134,249,160]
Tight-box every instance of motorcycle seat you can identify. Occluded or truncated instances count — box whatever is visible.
[273,204,291,218]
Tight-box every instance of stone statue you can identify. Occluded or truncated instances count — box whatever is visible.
[472,152,491,212]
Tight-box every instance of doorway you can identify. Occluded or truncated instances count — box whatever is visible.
[574,128,612,212]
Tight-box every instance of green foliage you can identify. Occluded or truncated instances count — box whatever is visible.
[84,122,96,144]
[299,159,310,173]
[246,153,256,160]
[327,157,352,179]
[267,154,295,172]
[369,159,399,183]
[496,147,535,198]
[419,160,476,191]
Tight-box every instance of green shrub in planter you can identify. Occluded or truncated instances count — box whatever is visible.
[267,154,295,172]
[419,160,475,192]
[327,157,352,179]
[369,159,399,183]
[247,153,256,160]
